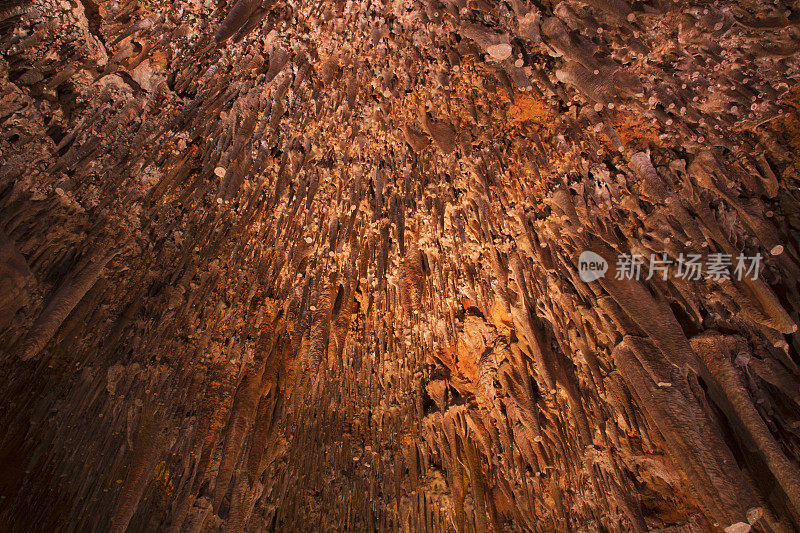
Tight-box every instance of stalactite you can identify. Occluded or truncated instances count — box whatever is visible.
[2,0,800,530]
[18,248,114,360]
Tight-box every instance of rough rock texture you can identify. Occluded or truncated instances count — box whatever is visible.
[1,0,800,531]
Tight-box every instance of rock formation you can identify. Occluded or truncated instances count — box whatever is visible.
[1,0,800,530]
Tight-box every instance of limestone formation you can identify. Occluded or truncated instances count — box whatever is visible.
[1,0,800,531]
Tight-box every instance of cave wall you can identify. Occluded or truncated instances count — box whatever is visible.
[1,0,800,531]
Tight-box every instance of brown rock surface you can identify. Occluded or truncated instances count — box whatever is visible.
[1,0,800,531]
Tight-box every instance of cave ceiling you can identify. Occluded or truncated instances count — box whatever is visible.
[2,0,800,531]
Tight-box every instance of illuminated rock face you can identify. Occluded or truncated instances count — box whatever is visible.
[1,0,800,531]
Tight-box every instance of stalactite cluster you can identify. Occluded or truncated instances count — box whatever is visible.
[1,0,800,530]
